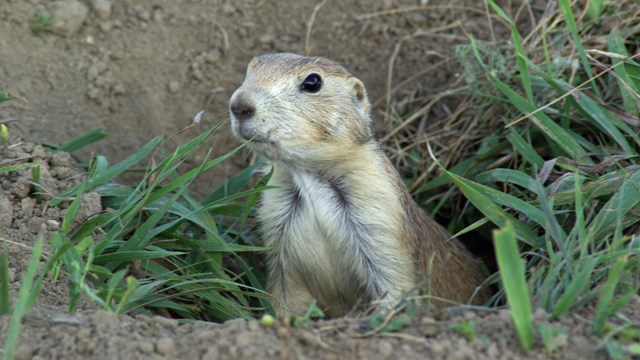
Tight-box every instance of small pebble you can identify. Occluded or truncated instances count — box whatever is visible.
[46,219,60,231]
[155,338,174,355]
[167,80,180,93]
[91,0,112,20]
[138,342,154,354]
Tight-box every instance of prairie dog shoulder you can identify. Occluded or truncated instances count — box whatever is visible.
[229,53,488,317]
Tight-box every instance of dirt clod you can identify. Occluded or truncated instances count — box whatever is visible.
[90,0,112,20]
[51,0,89,37]
[155,337,175,355]
[0,193,13,227]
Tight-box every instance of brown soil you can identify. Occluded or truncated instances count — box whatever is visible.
[0,1,637,359]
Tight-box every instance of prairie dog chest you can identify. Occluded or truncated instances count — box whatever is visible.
[260,169,347,262]
[258,168,358,295]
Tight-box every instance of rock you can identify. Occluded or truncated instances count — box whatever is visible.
[90,0,112,20]
[50,151,71,168]
[377,342,394,358]
[222,4,236,16]
[91,310,119,332]
[133,6,150,22]
[32,145,47,160]
[137,342,154,354]
[53,167,74,180]
[155,337,174,355]
[21,197,35,218]
[72,192,102,226]
[0,193,13,227]
[98,21,112,32]
[51,0,89,37]
[14,345,31,360]
[167,80,180,93]
[8,267,16,283]
[35,163,59,200]
[151,315,178,330]
[11,181,31,199]
[26,217,44,234]
[87,61,108,82]
[46,219,60,231]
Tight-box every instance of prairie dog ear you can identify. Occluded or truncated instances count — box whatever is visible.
[247,57,260,73]
[350,77,371,122]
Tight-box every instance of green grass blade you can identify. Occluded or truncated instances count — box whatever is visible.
[475,168,538,192]
[0,91,11,103]
[51,136,163,205]
[486,0,533,100]
[491,74,590,162]
[573,171,588,259]
[558,0,601,97]
[142,143,247,207]
[94,250,185,264]
[442,166,539,245]
[203,161,261,204]
[608,31,638,116]
[4,236,44,360]
[551,258,599,319]
[61,176,89,233]
[0,249,9,315]
[451,218,490,239]
[506,129,544,169]
[473,180,548,230]
[587,172,640,242]
[116,188,187,255]
[58,127,108,153]
[535,72,635,154]
[592,257,627,335]
[493,223,534,351]
[586,0,607,21]
[0,163,38,175]
[623,59,640,92]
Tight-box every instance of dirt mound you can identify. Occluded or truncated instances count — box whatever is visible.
[0,0,493,193]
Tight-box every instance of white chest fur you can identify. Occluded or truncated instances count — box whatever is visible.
[258,162,416,314]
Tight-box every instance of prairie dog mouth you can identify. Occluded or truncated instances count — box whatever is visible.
[232,121,272,144]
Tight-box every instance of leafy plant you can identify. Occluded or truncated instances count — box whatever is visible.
[291,300,325,328]
[450,320,478,341]
[31,11,52,35]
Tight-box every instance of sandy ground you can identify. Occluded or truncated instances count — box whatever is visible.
[0,0,490,193]
[1,0,638,359]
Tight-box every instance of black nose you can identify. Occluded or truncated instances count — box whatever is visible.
[230,99,255,122]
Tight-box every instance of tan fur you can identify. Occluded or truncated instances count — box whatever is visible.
[229,53,490,318]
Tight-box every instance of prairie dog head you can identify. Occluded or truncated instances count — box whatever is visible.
[229,53,372,166]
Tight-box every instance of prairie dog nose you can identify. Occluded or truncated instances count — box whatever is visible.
[230,95,256,122]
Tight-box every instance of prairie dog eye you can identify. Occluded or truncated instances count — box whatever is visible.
[300,73,322,93]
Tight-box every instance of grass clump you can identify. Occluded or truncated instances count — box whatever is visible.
[46,122,270,322]
[384,0,640,355]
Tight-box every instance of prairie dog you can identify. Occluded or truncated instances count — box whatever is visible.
[229,53,489,317]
